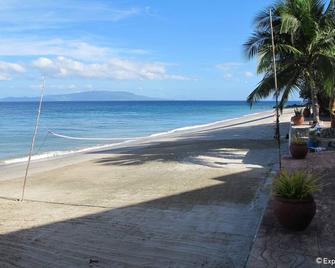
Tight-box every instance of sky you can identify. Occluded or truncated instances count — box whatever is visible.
[0,0,277,100]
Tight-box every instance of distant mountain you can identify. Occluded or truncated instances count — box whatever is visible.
[0,91,160,102]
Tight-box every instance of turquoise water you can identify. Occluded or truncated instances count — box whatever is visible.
[0,101,278,161]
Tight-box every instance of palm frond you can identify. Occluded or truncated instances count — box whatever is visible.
[280,12,301,35]
[243,31,271,59]
[244,0,335,113]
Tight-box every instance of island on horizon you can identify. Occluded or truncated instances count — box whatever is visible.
[0,90,162,102]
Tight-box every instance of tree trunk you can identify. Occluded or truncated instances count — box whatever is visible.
[308,73,320,123]
[330,95,335,128]
[311,87,320,122]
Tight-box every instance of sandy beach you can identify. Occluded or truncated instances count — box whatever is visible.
[0,109,292,267]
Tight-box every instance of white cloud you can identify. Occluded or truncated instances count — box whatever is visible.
[0,38,148,61]
[0,74,9,80]
[0,61,25,80]
[244,71,254,78]
[32,56,189,81]
[216,62,255,80]
[216,62,242,72]
[223,73,233,80]
[216,62,242,80]
[0,1,144,32]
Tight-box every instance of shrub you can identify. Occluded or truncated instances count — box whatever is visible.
[294,108,303,117]
[273,170,321,200]
[291,136,307,145]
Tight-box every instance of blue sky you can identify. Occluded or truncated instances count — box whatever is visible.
[0,0,276,100]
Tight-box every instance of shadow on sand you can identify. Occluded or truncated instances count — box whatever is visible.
[0,170,269,267]
[88,121,289,168]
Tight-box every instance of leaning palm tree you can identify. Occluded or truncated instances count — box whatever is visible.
[245,0,335,122]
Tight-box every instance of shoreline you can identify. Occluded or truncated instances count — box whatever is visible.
[1,109,274,166]
[0,107,293,267]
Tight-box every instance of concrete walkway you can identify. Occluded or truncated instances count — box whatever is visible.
[247,151,335,268]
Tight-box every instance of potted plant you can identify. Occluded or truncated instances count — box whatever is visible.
[303,104,311,118]
[272,170,320,231]
[291,108,304,125]
[290,136,308,159]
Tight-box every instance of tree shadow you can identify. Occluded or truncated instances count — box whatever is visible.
[0,169,270,268]
[89,121,290,168]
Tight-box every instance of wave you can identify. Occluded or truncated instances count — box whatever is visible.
[2,139,134,165]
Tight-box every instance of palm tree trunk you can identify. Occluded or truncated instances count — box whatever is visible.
[311,87,320,122]
[330,95,335,128]
[308,71,320,123]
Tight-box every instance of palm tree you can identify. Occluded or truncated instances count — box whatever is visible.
[244,0,335,122]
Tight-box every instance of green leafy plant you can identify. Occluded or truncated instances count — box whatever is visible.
[294,108,303,117]
[291,135,307,145]
[273,170,321,200]
[244,0,335,123]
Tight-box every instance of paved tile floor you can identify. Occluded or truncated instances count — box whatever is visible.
[247,151,335,268]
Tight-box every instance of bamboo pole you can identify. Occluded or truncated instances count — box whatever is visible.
[20,77,45,201]
[270,9,282,170]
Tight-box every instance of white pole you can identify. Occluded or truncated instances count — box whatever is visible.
[20,77,45,201]
[270,9,282,170]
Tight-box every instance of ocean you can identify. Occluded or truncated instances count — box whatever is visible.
[0,101,280,163]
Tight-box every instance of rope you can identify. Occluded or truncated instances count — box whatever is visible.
[48,130,139,141]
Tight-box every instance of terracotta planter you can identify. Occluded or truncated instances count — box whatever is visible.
[303,108,311,118]
[273,195,316,231]
[290,143,308,159]
[291,115,304,125]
